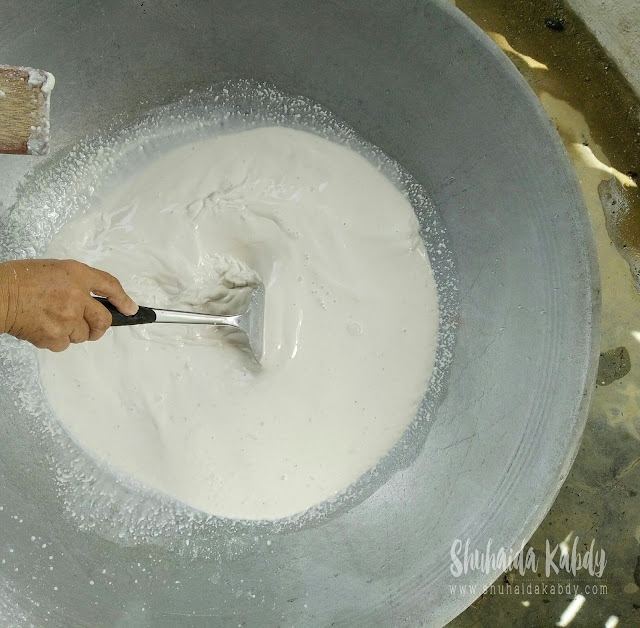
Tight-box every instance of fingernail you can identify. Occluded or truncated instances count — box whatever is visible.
[126,299,139,316]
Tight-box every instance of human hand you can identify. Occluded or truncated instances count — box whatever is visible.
[0,259,138,352]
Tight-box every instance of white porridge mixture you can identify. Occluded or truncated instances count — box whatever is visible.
[38,126,439,520]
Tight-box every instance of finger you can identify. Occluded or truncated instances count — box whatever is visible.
[87,268,138,316]
[47,337,71,353]
[69,321,91,344]
[84,299,113,341]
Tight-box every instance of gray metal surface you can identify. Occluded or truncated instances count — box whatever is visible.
[0,1,599,626]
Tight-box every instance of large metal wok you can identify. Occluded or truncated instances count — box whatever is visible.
[0,1,599,626]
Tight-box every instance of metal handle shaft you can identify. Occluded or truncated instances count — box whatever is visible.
[153,309,242,328]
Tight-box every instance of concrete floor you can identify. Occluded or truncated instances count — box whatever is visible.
[565,0,640,97]
[446,1,640,626]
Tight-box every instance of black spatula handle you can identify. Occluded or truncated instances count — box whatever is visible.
[93,297,157,327]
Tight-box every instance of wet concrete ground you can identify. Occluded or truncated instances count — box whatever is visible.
[446,1,640,626]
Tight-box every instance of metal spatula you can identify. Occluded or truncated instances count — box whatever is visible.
[93,284,265,362]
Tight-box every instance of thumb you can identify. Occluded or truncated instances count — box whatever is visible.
[88,268,138,316]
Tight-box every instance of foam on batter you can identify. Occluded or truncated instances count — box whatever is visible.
[37,126,439,520]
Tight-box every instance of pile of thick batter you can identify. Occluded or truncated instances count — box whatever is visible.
[38,127,439,520]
